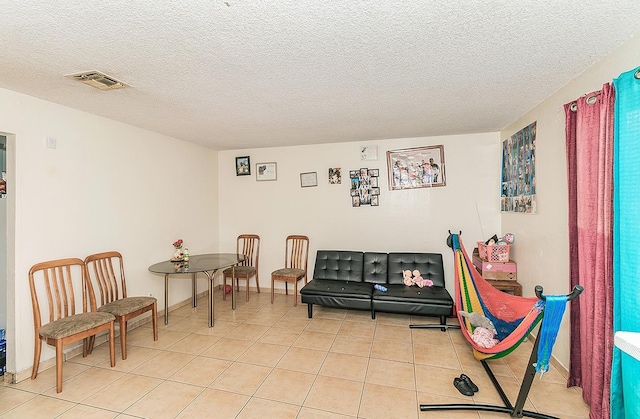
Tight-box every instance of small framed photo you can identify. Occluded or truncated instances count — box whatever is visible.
[300,172,318,187]
[235,156,251,176]
[329,168,341,184]
[256,162,277,181]
[371,195,379,206]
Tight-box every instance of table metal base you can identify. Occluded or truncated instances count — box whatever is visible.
[163,265,236,327]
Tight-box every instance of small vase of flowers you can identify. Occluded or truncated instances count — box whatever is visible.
[172,239,184,261]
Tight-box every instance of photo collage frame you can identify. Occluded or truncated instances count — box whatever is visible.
[350,168,380,207]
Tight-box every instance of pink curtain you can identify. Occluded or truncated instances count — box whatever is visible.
[564,83,615,419]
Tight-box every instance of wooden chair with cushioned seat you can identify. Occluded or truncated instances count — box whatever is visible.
[271,235,309,306]
[29,258,116,393]
[223,234,260,302]
[84,251,158,360]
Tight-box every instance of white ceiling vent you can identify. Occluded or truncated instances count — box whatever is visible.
[65,71,129,91]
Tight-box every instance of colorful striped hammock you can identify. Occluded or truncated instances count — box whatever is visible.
[452,234,543,360]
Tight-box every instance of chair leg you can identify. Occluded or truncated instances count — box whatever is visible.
[55,340,63,393]
[271,278,275,304]
[245,277,249,302]
[256,274,260,293]
[87,335,96,355]
[222,275,227,301]
[294,280,298,307]
[119,317,128,360]
[108,324,116,368]
[152,302,159,341]
[285,282,288,295]
[31,335,42,380]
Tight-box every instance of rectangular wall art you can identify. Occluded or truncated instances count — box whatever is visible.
[387,145,446,190]
[350,168,380,207]
[501,121,537,213]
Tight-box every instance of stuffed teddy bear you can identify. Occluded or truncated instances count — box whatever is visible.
[403,269,434,287]
[403,270,413,286]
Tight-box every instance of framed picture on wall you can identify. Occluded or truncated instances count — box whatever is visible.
[329,168,341,184]
[235,156,251,176]
[300,172,318,187]
[386,145,446,190]
[256,162,277,181]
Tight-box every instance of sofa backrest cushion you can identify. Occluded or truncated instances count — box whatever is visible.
[363,252,388,284]
[313,251,364,282]
[387,253,445,287]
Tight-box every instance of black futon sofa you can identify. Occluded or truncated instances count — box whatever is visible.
[300,250,454,325]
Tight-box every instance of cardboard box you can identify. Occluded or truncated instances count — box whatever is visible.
[472,253,517,281]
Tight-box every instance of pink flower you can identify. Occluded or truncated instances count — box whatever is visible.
[173,239,183,248]
[424,279,434,287]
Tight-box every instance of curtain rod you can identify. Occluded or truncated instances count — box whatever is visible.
[569,68,638,112]
[570,92,601,112]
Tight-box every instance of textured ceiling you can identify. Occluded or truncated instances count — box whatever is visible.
[1,1,639,150]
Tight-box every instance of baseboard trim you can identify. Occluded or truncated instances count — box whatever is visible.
[9,290,210,384]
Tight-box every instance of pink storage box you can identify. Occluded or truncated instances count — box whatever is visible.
[472,253,517,281]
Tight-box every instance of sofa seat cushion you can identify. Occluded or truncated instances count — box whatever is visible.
[372,284,453,306]
[300,279,372,299]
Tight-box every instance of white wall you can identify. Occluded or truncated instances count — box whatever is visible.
[218,132,502,297]
[0,87,219,376]
[501,33,640,368]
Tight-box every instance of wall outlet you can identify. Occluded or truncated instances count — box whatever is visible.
[45,137,57,149]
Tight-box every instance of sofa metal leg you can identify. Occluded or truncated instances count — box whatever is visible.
[409,314,461,332]
[307,304,313,318]
[371,310,376,319]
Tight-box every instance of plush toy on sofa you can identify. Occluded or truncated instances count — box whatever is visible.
[403,270,414,286]
[403,270,434,288]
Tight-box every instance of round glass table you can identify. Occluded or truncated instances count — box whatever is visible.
[148,253,245,327]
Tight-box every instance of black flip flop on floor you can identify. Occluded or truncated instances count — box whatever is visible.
[459,374,479,392]
[453,377,475,396]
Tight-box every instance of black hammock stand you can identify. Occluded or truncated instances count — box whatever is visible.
[417,285,583,419]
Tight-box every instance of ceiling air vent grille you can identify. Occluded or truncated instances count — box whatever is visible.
[65,71,129,91]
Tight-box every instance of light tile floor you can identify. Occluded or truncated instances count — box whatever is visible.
[1,291,591,418]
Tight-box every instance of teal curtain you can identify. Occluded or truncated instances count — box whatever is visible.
[611,66,640,419]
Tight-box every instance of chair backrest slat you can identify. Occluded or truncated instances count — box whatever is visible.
[285,235,309,272]
[29,258,87,328]
[237,234,260,268]
[85,251,127,307]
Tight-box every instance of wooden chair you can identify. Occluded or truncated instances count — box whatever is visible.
[271,235,309,306]
[84,251,158,360]
[29,258,116,393]
[223,234,260,302]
